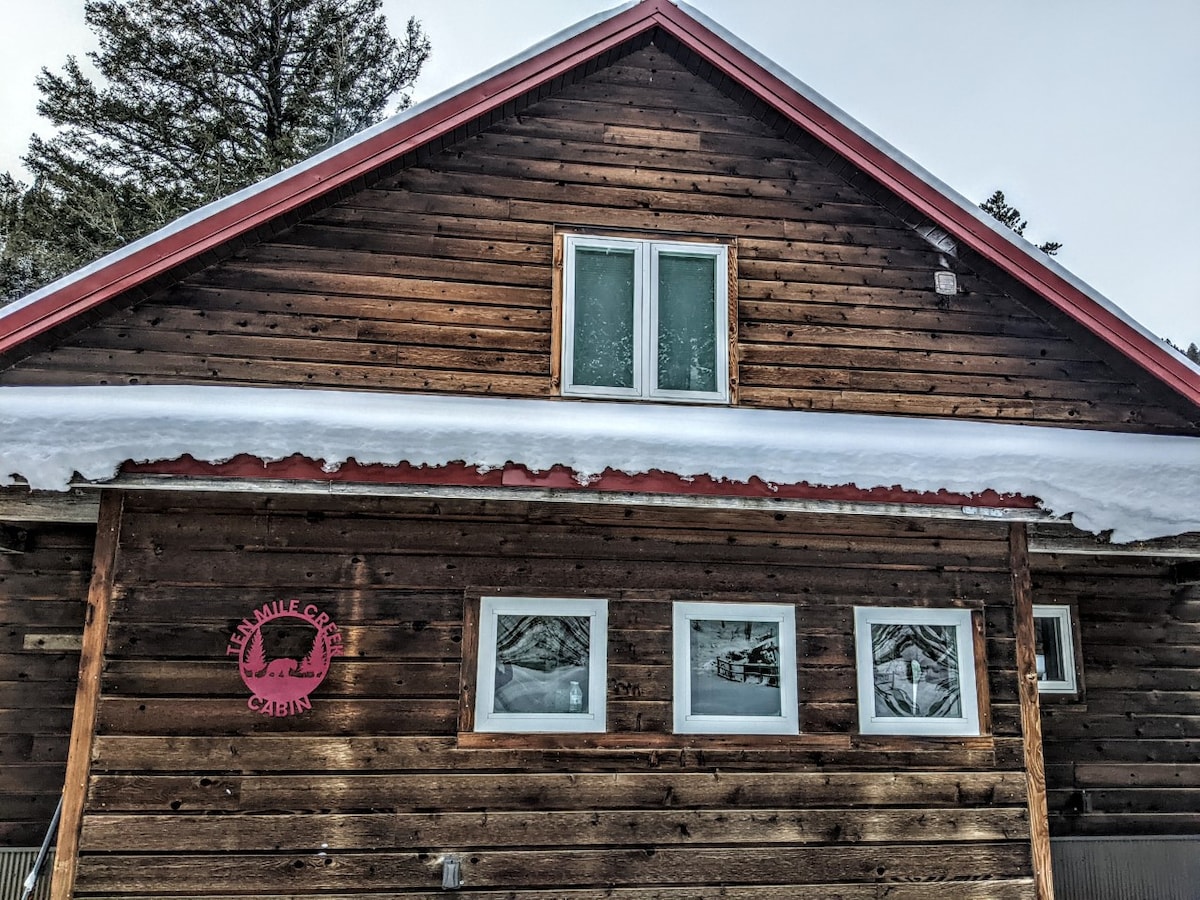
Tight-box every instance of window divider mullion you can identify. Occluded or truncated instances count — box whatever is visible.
[642,242,654,399]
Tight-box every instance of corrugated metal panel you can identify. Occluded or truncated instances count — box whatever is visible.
[0,849,53,900]
[1052,837,1200,900]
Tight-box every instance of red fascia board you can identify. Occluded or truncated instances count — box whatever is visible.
[648,4,1200,408]
[0,1,667,356]
[121,454,1038,510]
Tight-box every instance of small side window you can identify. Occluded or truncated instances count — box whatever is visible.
[474,597,608,733]
[854,607,981,737]
[672,601,799,735]
[562,235,730,403]
[1033,604,1078,694]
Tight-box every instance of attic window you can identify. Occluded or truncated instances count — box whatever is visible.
[560,235,731,403]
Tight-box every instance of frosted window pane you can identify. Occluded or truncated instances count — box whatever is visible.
[658,253,717,392]
[572,248,635,388]
[494,615,591,714]
[869,623,962,718]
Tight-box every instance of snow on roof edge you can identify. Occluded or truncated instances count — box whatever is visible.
[2,385,1197,543]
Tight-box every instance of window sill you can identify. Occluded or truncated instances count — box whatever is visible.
[456,732,853,751]
[457,732,998,752]
[848,734,995,751]
[1039,695,1087,709]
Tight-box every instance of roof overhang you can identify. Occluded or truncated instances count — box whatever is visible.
[2,385,1197,542]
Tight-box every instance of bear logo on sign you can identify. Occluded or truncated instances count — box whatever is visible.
[226,600,344,717]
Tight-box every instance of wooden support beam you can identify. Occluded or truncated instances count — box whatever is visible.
[1172,560,1200,585]
[1028,523,1200,559]
[23,633,83,652]
[51,491,124,900]
[1010,522,1055,900]
[109,472,1053,525]
[0,487,100,524]
[0,523,28,554]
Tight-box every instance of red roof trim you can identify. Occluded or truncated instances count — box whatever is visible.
[121,454,1039,509]
[0,1,664,355]
[644,3,1200,408]
[2,0,1197,408]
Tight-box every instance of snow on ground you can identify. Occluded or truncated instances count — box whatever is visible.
[691,670,781,717]
[494,663,589,714]
[689,620,782,716]
[1,384,1198,541]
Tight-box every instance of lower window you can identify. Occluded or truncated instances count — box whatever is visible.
[672,601,799,735]
[854,606,980,736]
[1033,604,1078,694]
[474,597,608,733]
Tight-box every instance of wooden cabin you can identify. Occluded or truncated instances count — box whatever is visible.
[1,2,1198,898]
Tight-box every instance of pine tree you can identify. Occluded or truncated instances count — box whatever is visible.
[243,629,267,676]
[1187,343,1200,364]
[980,189,1062,256]
[1,0,430,302]
[0,174,80,299]
[298,635,326,675]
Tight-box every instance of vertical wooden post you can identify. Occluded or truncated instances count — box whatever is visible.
[51,491,124,900]
[1009,522,1055,900]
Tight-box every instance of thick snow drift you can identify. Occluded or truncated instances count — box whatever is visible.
[1,385,1197,541]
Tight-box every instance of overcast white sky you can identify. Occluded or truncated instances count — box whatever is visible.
[1,1,1196,346]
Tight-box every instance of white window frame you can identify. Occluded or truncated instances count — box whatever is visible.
[1033,604,1078,694]
[672,601,799,735]
[474,597,608,733]
[854,606,981,737]
[562,234,729,403]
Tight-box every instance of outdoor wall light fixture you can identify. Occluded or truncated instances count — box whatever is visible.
[441,855,462,890]
[934,269,958,295]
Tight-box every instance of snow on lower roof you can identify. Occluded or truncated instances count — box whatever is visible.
[1,385,1197,541]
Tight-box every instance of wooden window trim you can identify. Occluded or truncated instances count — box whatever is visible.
[464,594,609,734]
[552,228,738,404]
[973,608,993,736]
[456,731,850,751]
[459,590,996,752]
[726,241,740,405]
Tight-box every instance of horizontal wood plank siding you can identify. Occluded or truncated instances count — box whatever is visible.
[0,524,92,846]
[1035,554,1200,837]
[1,45,1193,433]
[71,492,1035,897]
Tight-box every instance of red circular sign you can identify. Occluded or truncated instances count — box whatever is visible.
[226,600,343,717]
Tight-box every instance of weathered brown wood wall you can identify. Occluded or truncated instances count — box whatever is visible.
[0,523,92,846]
[1036,554,1200,837]
[67,492,1037,897]
[1,44,1193,434]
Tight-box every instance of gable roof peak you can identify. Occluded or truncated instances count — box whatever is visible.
[1,0,1197,406]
